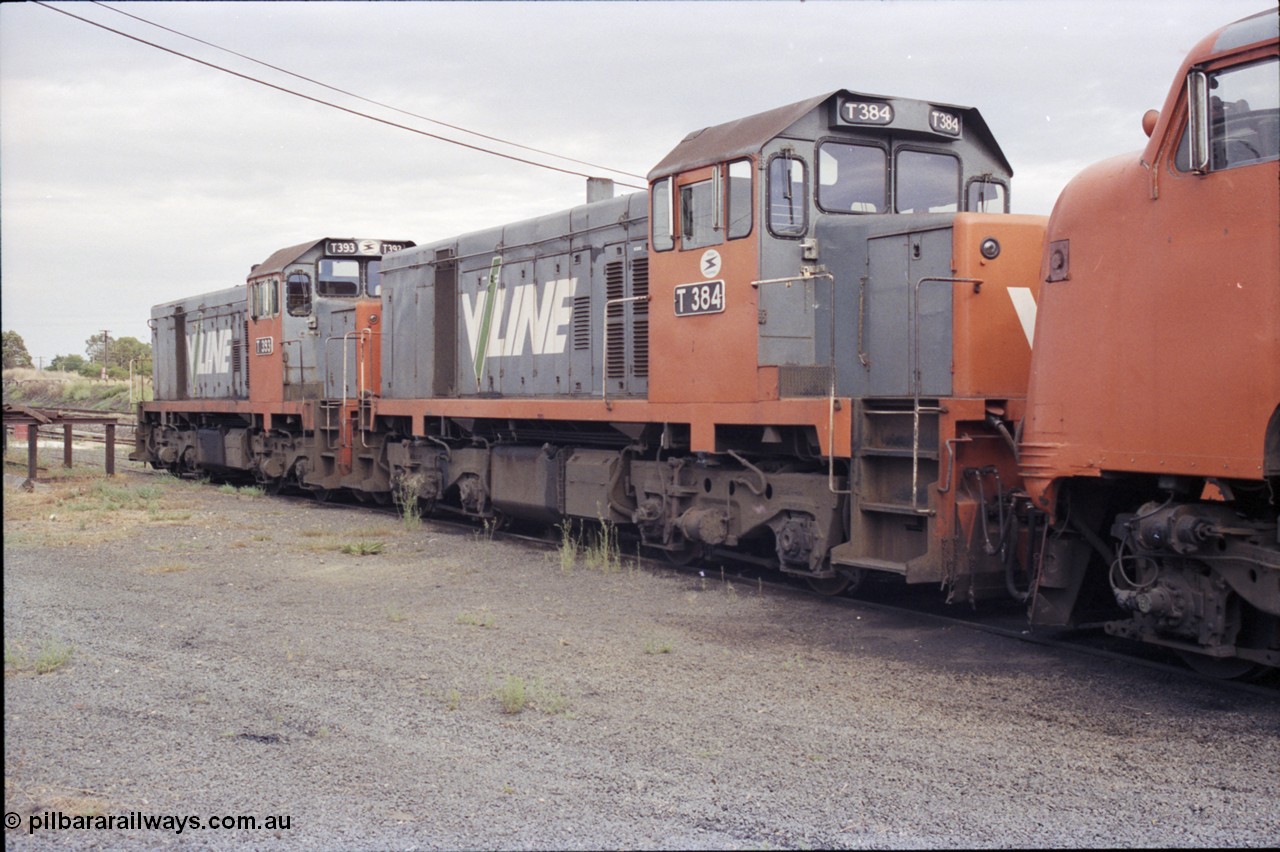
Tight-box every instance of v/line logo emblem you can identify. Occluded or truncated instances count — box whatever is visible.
[462,257,579,386]
[187,327,234,379]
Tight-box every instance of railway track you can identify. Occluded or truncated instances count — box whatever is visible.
[6,454,1274,694]
[247,482,1280,695]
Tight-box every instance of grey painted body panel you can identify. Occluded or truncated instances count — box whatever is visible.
[381,193,650,400]
[150,286,247,400]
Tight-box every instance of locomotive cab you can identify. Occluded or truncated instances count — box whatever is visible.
[137,237,413,487]
[643,90,1047,597]
[646,90,1024,407]
[244,238,412,405]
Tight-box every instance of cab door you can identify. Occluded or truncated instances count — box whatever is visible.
[648,159,758,404]
[246,273,284,404]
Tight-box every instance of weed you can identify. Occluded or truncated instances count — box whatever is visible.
[643,637,675,655]
[386,605,407,623]
[147,509,193,523]
[455,610,495,628]
[527,679,572,716]
[444,688,462,711]
[6,638,75,674]
[557,523,579,573]
[34,640,73,674]
[395,473,426,530]
[497,675,527,714]
[582,519,622,573]
[4,640,26,669]
[340,540,385,556]
[217,483,264,498]
[475,517,499,542]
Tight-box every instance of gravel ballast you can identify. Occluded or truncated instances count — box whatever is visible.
[4,471,1278,849]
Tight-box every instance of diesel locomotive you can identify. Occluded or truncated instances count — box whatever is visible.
[134,10,1279,677]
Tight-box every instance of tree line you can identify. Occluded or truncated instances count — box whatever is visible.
[3,330,151,380]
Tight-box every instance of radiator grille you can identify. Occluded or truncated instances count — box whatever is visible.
[778,365,832,397]
[631,256,649,378]
[605,260,626,378]
[572,296,591,351]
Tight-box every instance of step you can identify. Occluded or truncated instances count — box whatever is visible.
[858,446,940,460]
[859,501,935,517]
[827,545,908,575]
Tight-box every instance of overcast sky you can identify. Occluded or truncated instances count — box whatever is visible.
[0,0,1266,364]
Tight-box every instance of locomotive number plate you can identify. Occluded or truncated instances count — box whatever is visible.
[674,280,725,316]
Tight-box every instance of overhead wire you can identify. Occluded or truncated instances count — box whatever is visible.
[33,1,647,189]
[87,0,646,182]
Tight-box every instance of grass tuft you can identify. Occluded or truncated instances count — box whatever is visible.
[496,675,526,714]
[340,540,385,556]
[456,609,495,628]
[395,472,426,531]
[6,638,75,675]
[644,636,675,655]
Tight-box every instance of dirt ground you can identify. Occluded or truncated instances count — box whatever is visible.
[4,464,1279,849]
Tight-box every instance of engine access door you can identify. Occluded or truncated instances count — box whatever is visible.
[863,227,954,398]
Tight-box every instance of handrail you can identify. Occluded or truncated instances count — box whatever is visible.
[751,269,848,495]
[911,276,982,509]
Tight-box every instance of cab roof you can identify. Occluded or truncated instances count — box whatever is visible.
[646,89,1011,181]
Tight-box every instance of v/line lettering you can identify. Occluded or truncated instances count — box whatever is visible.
[461,277,579,366]
[187,327,233,378]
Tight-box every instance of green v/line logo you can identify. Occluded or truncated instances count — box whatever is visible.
[473,256,503,389]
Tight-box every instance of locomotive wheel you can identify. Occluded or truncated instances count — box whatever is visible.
[806,568,864,597]
[311,488,333,503]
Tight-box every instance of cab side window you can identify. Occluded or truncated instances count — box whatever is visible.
[727,159,753,239]
[652,177,674,252]
[250,278,278,319]
[679,178,722,249]
[1177,57,1279,172]
[286,271,312,317]
[768,155,808,237]
[966,178,1008,213]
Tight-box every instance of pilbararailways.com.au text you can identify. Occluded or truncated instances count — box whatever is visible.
[8,810,292,836]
